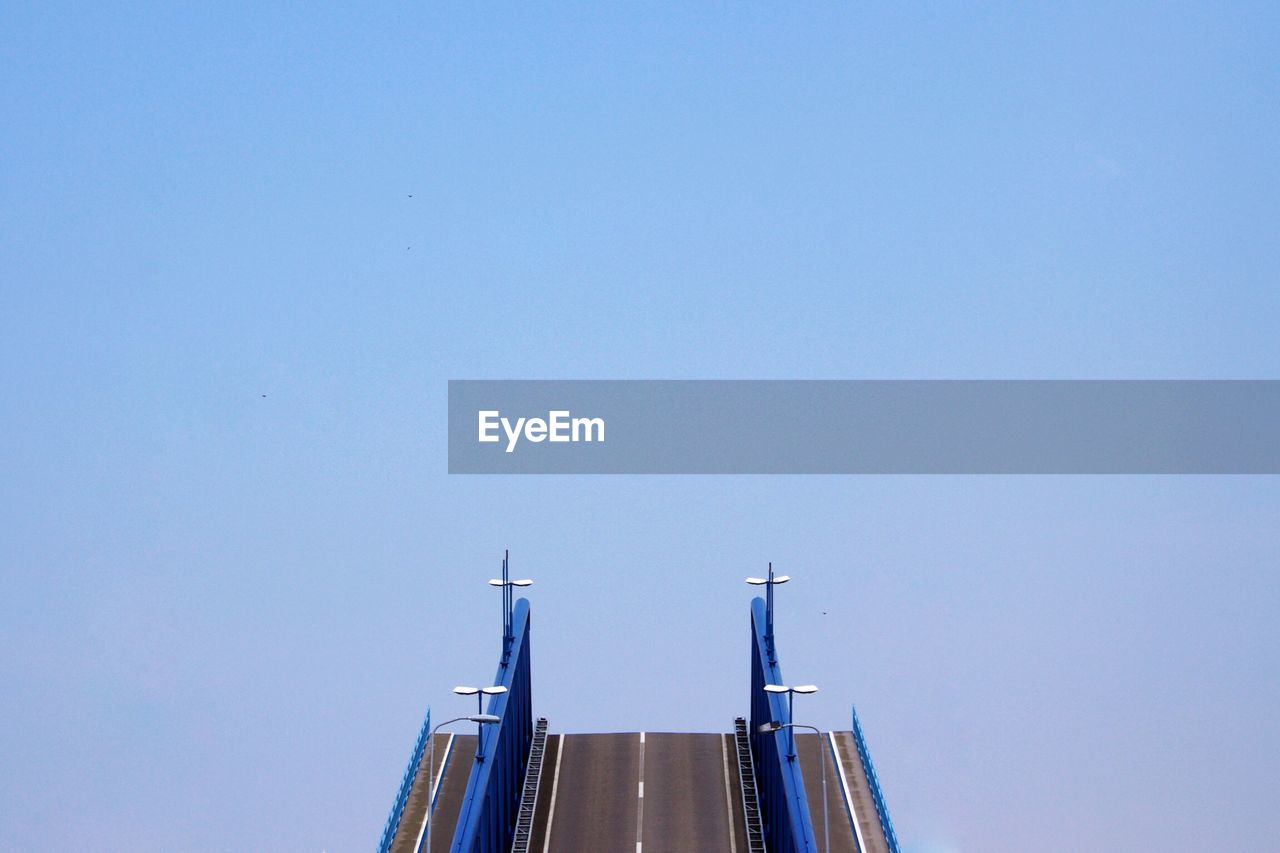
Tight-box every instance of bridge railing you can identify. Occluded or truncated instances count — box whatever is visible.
[851,704,901,853]
[749,597,818,853]
[377,705,431,853]
[449,598,534,853]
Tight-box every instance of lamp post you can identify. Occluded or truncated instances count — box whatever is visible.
[451,685,508,759]
[488,550,533,666]
[419,714,500,853]
[759,720,829,853]
[746,564,790,663]
[762,683,817,759]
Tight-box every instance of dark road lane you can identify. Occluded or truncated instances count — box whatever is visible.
[390,733,476,853]
[641,733,742,853]
[541,733,640,852]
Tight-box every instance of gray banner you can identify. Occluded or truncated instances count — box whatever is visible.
[447,380,1280,474]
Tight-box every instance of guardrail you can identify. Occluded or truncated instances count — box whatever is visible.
[748,597,818,853]
[850,704,901,853]
[449,598,534,853]
[377,706,432,853]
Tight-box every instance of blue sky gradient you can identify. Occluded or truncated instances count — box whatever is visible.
[3,4,1278,851]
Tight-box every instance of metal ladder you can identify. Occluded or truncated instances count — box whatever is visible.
[510,717,549,853]
[734,717,768,852]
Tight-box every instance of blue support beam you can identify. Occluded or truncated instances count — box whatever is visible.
[449,598,534,853]
[749,597,819,853]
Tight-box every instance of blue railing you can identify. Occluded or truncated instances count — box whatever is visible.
[850,704,901,853]
[377,705,432,853]
[749,597,818,853]
[449,598,534,853]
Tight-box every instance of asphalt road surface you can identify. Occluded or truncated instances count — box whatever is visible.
[391,729,889,853]
[828,730,892,853]
[389,733,477,853]
[794,732,861,853]
[528,732,749,853]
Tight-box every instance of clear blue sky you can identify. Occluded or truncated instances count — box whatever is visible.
[2,4,1278,852]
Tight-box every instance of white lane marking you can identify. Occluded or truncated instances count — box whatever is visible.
[829,731,867,853]
[635,732,647,852]
[413,733,455,853]
[430,734,455,808]
[720,734,738,853]
[541,735,565,853]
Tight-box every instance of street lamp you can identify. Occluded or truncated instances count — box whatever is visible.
[746,563,790,661]
[489,549,533,664]
[452,685,508,758]
[419,714,500,853]
[762,683,817,760]
[759,720,829,853]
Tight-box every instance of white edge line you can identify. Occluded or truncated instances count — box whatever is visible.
[720,734,738,853]
[829,731,868,853]
[413,733,455,853]
[431,734,456,809]
[541,734,565,853]
[635,733,646,850]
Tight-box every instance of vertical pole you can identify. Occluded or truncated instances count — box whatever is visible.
[788,691,796,760]
[503,550,512,658]
[499,551,510,668]
[765,562,774,640]
[765,562,775,664]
